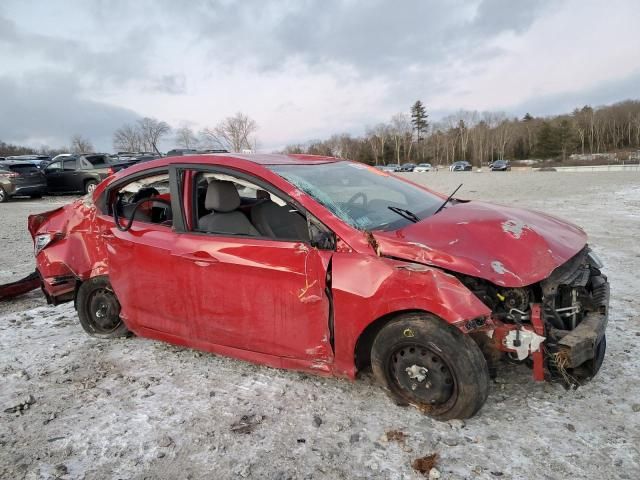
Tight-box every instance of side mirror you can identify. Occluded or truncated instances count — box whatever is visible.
[308,218,336,250]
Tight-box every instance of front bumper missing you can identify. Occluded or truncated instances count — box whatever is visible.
[486,275,609,383]
[549,276,609,377]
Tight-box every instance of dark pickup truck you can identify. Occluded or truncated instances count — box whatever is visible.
[43,154,111,194]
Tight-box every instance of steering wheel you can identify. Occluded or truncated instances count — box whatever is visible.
[113,197,172,232]
[346,192,368,209]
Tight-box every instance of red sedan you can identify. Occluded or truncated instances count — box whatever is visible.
[27,154,609,419]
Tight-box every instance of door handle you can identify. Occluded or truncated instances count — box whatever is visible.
[182,251,219,263]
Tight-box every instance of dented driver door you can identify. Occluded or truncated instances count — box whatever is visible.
[171,234,334,364]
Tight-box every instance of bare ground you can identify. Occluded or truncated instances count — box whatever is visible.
[1,172,639,479]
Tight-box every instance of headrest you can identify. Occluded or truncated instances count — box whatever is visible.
[204,180,240,212]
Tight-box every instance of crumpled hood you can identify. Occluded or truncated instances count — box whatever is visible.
[373,201,587,287]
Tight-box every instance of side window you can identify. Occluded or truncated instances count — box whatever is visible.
[84,155,107,168]
[192,171,310,241]
[63,159,77,171]
[45,161,62,173]
[111,172,172,226]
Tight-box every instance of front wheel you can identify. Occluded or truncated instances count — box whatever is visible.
[371,313,489,420]
[76,276,130,338]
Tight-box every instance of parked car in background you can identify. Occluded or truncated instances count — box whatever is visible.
[166,148,198,157]
[414,163,432,172]
[197,149,229,154]
[4,155,52,169]
[43,154,111,194]
[109,153,162,173]
[0,160,48,202]
[450,161,472,172]
[491,160,511,171]
[399,163,416,172]
[380,163,400,172]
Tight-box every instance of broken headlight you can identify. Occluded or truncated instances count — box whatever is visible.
[34,233,52,256]
[587,249,604,269]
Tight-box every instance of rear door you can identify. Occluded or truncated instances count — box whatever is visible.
[8,164,44,189]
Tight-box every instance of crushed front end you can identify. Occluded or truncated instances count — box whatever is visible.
[460,247,609,387]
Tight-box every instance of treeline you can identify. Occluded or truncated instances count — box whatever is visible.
[0,135,94,157]
[284,100,640,166]
[0,141,65,157]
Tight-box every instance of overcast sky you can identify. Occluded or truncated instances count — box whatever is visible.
[1,0,639,152]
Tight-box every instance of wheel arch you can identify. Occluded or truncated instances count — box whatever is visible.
[354,308,436,372]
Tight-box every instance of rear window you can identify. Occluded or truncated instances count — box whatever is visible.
[8,164,40,174]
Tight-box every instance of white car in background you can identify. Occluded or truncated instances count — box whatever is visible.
[414,163,432,172]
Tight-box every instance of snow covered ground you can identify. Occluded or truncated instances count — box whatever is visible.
[1,172,639,479]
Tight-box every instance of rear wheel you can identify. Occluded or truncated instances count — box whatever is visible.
[76,276,129,338]
[0,187,8,203]
[371,313,489,420]
[85,180,98,195]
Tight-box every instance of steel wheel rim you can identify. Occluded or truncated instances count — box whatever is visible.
[0,188,6,201]
[87,182,97,194]
[387,342,457,411]
[87,288,121,333]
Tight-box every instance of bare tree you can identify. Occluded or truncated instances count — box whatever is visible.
[365,124,389,165]
[137,117,171,154]
[113,124,142,152]
[70,135,94,154]
[494,118,514,160]
[174,126,198,149]
[390,113,413,164]
[201,112,258,152]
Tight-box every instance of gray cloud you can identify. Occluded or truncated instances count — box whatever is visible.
[0,13,153,88]
[0,73,140,150]
[511,69,640,118]
[179,0,553,74]
[0,0,636,151]
[152,74,187,95]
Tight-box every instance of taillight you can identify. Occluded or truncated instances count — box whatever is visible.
[34,232,64,255]
[34,234,53,255]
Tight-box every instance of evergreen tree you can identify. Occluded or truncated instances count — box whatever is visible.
[535,121,561,159]
[410,101,429,141]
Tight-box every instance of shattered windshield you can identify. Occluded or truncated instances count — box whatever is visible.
[270,161,442,230]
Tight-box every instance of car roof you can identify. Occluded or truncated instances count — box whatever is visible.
[163,153,339,166]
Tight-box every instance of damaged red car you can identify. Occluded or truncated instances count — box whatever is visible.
[26,154,609,420]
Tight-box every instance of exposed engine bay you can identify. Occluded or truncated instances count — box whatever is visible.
[457,246,609,387]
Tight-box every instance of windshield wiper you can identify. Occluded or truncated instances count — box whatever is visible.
[388,206,420,223]
[433,183,463,215]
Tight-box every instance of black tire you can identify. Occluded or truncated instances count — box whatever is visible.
[0,187,8,203]
[76,276,130,338]
[371,313,489,420]
[84,180,99,195]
